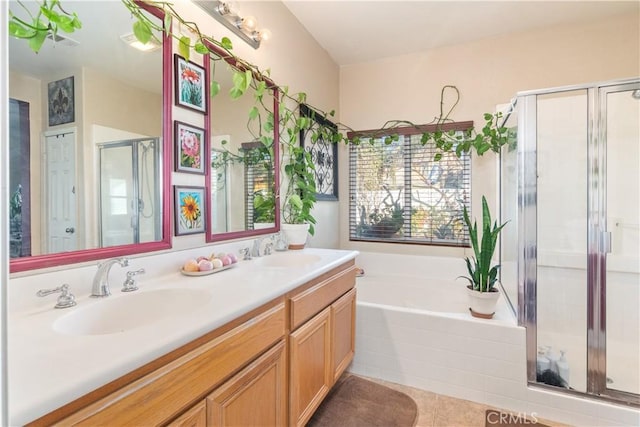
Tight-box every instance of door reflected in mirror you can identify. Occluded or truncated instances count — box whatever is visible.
[8,0,171,271]
[207,58,279,240]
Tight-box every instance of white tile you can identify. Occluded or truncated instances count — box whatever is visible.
[596,404,640,426]
[484,377,528,401]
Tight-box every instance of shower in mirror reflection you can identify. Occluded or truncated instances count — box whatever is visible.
[98,137,161,247]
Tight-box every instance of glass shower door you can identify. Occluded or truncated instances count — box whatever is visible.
[535,89,589,393]
[602,84,640,397]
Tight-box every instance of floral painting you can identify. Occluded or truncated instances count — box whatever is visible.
[174,121,205,174]
[174,186,205,235]
[174,55,206,113]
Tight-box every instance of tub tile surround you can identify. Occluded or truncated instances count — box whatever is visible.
[8,243,358,425]
[350,252,640,427]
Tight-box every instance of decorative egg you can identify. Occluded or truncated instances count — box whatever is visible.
[198,259,214,271]
[183,259,199,272]
[212,258,224,269]
[227,253,238,263]
[221,255,232,266]
[196,256,209,263]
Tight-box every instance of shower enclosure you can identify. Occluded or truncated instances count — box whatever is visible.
[98,138,161,246]
[503,78,639,406]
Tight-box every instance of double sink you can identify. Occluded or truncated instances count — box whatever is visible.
[52,252,322,336]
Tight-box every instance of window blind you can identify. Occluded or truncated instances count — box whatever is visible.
[349,130,471,246]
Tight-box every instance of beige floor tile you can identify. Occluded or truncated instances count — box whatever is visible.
[346,374,570,427]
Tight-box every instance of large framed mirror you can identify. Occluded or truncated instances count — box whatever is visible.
[204,45,280,242]
[8,1,172,272]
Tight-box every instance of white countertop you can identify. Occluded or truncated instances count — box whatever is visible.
[8,247,358,426]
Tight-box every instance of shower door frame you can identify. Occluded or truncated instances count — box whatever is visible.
[518,77,640,407]
[98,138,161,246]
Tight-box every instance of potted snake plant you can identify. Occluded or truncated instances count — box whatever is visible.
[459,196,507,318]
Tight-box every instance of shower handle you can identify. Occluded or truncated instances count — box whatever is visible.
[600,231,612,253]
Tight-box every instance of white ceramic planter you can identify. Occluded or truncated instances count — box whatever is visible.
[253,222,275,230]
[281,223,309,249]
[467,286,500,318]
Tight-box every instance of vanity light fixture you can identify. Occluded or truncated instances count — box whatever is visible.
[120,32,161,52]
[194,1,271,49]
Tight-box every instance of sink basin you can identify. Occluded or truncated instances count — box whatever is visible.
[256,252,322,268]
[53,288,212,336]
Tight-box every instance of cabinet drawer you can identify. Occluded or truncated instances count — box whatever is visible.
[290,265,357,330]
[56,303,285,426]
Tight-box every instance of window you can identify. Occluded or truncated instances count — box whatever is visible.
[349,123,471,246]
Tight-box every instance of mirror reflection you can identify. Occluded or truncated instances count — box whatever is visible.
[209,60,277,235]
[8,1,164,261]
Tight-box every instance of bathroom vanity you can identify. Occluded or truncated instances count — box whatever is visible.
[9,248,357,426]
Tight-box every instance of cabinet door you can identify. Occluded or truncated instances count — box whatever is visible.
[289,307,332,427]
[331,288,356,382]
[207,341,286,427]
[167,401,207,427]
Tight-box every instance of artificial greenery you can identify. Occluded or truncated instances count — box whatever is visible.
[282,144,317,234]
[458,196,507,293]
[253,190,275,223]
[9,1,513,233]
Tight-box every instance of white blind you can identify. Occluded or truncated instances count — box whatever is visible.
[349,132,471,246]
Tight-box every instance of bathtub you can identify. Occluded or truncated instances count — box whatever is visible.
[349,251,527,410]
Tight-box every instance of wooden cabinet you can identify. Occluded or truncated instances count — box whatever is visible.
[331,288,356,382]
[38,260,357,427]
[289,307,332,427]
[207,341,286,427]
[51,303,285,426]
[168,401,207,427]
[288,265,358,427]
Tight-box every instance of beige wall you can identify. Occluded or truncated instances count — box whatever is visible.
[338,12,640,257]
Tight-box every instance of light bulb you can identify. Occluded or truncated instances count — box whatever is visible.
[241,15,258,32]
[257,29,272,42]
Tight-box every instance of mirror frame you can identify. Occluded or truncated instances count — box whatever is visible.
[10,1,172,273]
[204,43,280,242]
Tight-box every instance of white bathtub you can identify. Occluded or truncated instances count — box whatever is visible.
[350,252,528,413]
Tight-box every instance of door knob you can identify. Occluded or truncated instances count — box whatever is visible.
[65,227,75,234]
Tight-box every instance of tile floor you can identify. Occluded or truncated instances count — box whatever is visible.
[353,374,569,427]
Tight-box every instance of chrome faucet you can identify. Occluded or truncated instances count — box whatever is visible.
[91,257,129,297]
[251,236,273,257]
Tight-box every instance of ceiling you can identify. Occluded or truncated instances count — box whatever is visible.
[9,1,162,94]
[282,0,639,66]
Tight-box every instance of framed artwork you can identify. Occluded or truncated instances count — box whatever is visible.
[174,186,206,235]
[299,103,338,200]
[175,121,206,174]
[174,54,207,113]
[48,76,75,126]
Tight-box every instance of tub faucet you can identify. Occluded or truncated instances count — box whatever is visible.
[91,257,129,297]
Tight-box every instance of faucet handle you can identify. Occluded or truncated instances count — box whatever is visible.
[239,247,252,260]
[122,268,145,292]
[37,284,76,309]
[264,242,274,256]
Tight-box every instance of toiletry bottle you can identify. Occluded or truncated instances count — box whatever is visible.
[536,346,550,372]
[557,350,570,386]
[546,347,560,374]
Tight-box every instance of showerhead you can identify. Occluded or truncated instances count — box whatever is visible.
[632,89,640,100]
